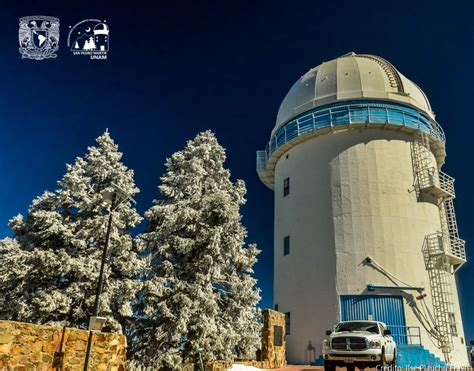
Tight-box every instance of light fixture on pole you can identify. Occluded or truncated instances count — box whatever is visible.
[83,182,136,371]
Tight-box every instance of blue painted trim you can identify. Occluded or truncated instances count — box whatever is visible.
[367,284,425,292]
[311,355,325,366]
[257,100,445,172]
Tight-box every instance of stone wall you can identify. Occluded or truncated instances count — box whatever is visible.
[260,309,286,368]
[0,320,126,370]
[212,309,287,369]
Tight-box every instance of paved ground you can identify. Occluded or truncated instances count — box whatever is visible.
[274,367,374,370]
[273,366,323,370]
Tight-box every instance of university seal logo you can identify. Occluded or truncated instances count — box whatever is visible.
[19,16,60,60]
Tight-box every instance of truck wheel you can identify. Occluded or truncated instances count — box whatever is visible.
[346,365,355,371]
[380,348,386,367]
[391,350,397,366]
[324,360,336,371]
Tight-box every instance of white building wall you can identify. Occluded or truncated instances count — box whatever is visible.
[273,129,469,366]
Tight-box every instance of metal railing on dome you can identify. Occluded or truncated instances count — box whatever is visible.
[257,101,445,170]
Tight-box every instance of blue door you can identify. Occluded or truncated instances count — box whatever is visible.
[340,295,407,344]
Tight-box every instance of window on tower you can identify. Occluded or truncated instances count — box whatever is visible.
[283,177,290,197]
[285,312,291,335]
[448,313,458,336]
[284,236,290,255]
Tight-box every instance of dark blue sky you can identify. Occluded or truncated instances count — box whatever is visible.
[0,0,473,342]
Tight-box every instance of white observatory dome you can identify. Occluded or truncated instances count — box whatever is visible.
[274,52,434,134]
[93,23,109,35]
[260,52,469,367]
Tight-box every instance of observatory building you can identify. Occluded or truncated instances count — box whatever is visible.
[256,53,469,366]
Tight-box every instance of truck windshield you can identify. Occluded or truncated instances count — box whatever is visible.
[334,322,380,334]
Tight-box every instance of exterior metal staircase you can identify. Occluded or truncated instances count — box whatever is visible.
[397,344,448,368]
[411,134,467,362]
[421,240,454,359]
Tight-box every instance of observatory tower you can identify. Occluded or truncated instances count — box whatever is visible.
[257,53,468,366]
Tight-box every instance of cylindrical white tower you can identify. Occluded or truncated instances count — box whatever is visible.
[257,53,469,366]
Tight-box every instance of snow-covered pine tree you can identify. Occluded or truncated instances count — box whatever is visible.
[134,130,261,368]
[0,131,143,333]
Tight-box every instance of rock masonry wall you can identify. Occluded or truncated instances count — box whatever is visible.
[0,320,126,371]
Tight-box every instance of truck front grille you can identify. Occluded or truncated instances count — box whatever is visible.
[331,337,368,350]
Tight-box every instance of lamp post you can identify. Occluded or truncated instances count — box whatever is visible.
[83,183,136,371]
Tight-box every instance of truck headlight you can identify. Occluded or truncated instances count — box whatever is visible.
[323,339,330,348]
[369,340,381,348]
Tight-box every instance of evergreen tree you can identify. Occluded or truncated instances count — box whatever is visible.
[134,131,261,368]
[89,36,97,50]
[0,131,143,333]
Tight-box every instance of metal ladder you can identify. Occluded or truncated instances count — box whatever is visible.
[422,235,454,360]
[442,199,467,264]
[411,134,433,198]
[411,133,465,362]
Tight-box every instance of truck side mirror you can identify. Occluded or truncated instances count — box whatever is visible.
[383,329,392,336]
[326,330,332,336]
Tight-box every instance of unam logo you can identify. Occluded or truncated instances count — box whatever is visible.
[19,16,60,60]
[67,19,109,60]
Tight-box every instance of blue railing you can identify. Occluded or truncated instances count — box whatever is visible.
[390,325,422,345]
[257,101,445,171]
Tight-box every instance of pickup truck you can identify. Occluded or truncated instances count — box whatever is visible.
[322,320,397,370]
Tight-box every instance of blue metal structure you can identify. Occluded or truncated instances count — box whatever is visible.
[340,295,408,345]
[396,345,447,367]
[256,100,445,173]
[367,284,425,292]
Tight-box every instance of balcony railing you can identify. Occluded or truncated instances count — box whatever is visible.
[256,150,267,172]
[416,168,455,200]
[257,101,445,173]
[424,232,466,267]
[390,325,422,345]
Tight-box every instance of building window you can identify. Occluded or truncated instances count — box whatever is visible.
[284,236,290,256]
[285,312,291,335]
[283,177,290,197]
[274,304,279,311]
[448,313,458,336]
